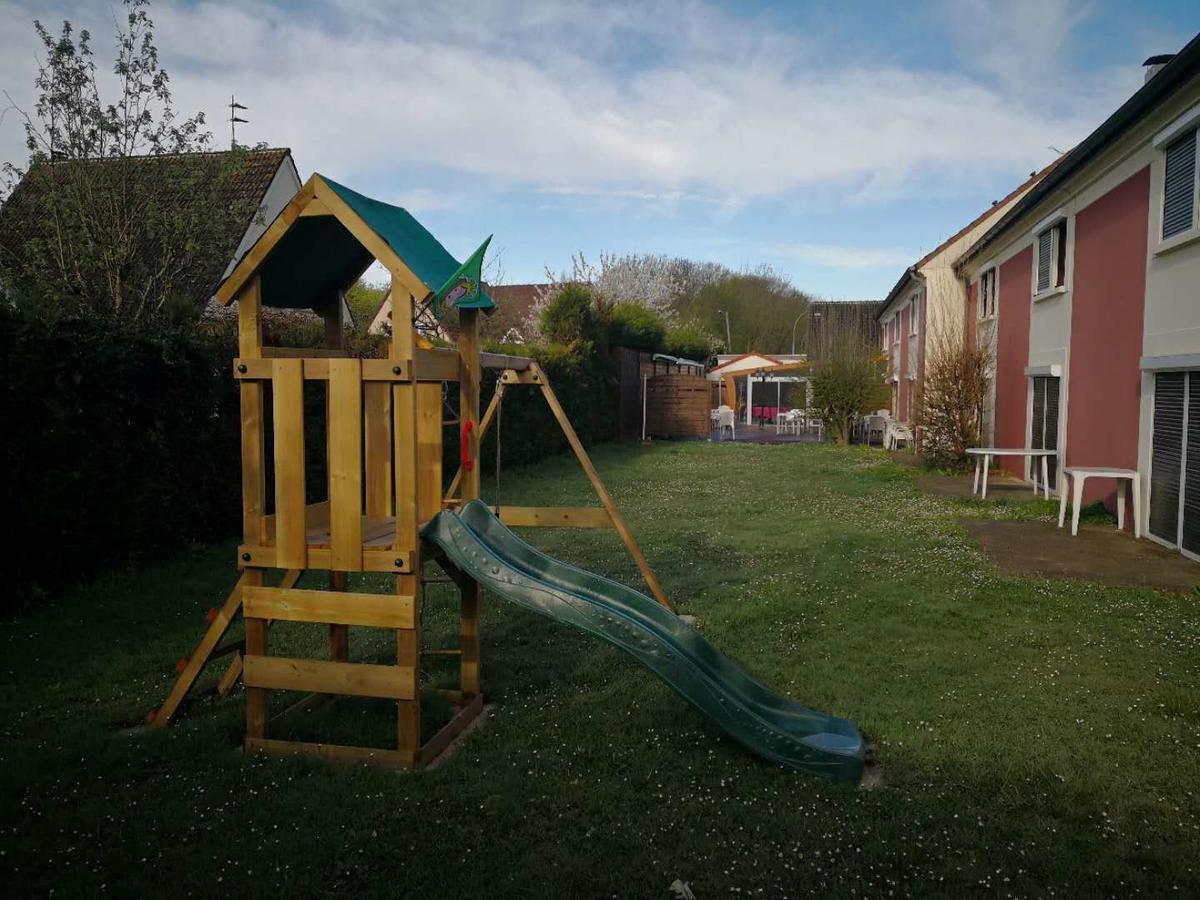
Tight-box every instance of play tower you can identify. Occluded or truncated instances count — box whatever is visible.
[150,174,671,767]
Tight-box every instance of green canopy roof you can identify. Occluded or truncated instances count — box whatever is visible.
[255,175,494,312]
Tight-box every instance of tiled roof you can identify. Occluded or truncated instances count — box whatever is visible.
[0,148,291,307]
[487,283,545,319]
[913,156,1064,270]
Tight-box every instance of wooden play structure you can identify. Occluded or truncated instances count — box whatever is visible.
[149,174,671,768]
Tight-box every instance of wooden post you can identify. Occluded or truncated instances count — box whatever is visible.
[239,278,266,545]
[329,571,349,663]
[391,279,422,756]
[244,570,268,740]
[237,277,272,741]
[458,309,482,501]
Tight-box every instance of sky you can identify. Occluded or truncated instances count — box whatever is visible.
[1,0,1197,300]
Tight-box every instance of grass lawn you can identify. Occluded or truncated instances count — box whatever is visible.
[3,442,1197,898]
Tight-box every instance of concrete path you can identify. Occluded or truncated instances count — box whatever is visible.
[964,519,1198,593]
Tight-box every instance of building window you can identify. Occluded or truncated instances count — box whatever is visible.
[979,268,997,319]
[1148,371,1200,557]
[1029,375,1060,490]
[1162,126,1198,241]
[908,295,919,335]
[891,312,900,377]
[1034,219,1068,295]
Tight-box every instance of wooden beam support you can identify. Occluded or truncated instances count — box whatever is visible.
[235,357,411,381]
[243,586,415,629]
[480,351,533,371]
[495,506,613,528]
[238,545,413,574]
[418,693,484,767]
[245,737,415,769]
[532,362,674,612]
[243,656,417,700]
[150,571,251,727]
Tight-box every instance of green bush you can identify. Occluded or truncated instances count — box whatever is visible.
[538,284,597,344]
[607,302,666,353]
[664,320,716,362]
[810,330,882,445]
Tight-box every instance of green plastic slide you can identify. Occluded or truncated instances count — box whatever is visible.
[421,501,865,783]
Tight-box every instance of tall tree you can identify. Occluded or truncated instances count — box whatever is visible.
[0,0,251,323]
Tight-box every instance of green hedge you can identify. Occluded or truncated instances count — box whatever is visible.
[2,310,242,610]
[2,309,618,611]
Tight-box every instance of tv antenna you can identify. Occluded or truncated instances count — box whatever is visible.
[229,95,249,149]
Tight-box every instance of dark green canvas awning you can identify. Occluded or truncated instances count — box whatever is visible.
[254,175,494,312]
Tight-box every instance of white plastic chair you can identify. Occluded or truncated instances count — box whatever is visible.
[717,407,736,441]
[775,409,799,435]
[867,415,888,445]
[806,414,824,441]
[888,422,913,450]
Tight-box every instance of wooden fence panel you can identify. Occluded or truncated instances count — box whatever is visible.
[272,359,308,569]
[328,359,363,571]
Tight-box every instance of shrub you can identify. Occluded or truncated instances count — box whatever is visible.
[538,283,597,344]
[607,302,666,353]
[810,329,883,445]
[664,320,716,361]
[914,330,992,466]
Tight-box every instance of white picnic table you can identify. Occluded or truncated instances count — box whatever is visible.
[1057,467,1141,538]
[966,447,1057,499]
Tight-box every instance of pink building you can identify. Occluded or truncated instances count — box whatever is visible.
[956,37,1200,557]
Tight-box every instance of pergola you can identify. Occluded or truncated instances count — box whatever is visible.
[707,353,812,425]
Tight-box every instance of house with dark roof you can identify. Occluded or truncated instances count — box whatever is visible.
[0,147,301,311]
[954,34,1200,557]
[877,160,1058,426]
[370,282,548,342]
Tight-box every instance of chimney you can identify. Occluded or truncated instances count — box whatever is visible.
[1143,53,1175,83]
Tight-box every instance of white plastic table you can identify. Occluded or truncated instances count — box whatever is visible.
[966,448,1056,499]
[1057,467,1141,538]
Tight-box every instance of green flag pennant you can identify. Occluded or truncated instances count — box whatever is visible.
[432,235,494,318]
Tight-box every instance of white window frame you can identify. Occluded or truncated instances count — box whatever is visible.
[978,266,998,320]
[908,293,920,335]
[891,311,901,378]
[1153,103,1200,255]
[1030,210,1070,302]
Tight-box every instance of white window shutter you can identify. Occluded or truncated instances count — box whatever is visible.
[1036,230,1053,292]
[1163,128,1197,240]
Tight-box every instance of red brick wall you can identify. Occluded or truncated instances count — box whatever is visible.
[1066,167,1150,513]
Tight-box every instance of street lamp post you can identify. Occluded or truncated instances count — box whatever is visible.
[792,308,822,355]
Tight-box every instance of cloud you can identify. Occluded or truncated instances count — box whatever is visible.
[767,243,917,269]
[0,0,1135,210]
